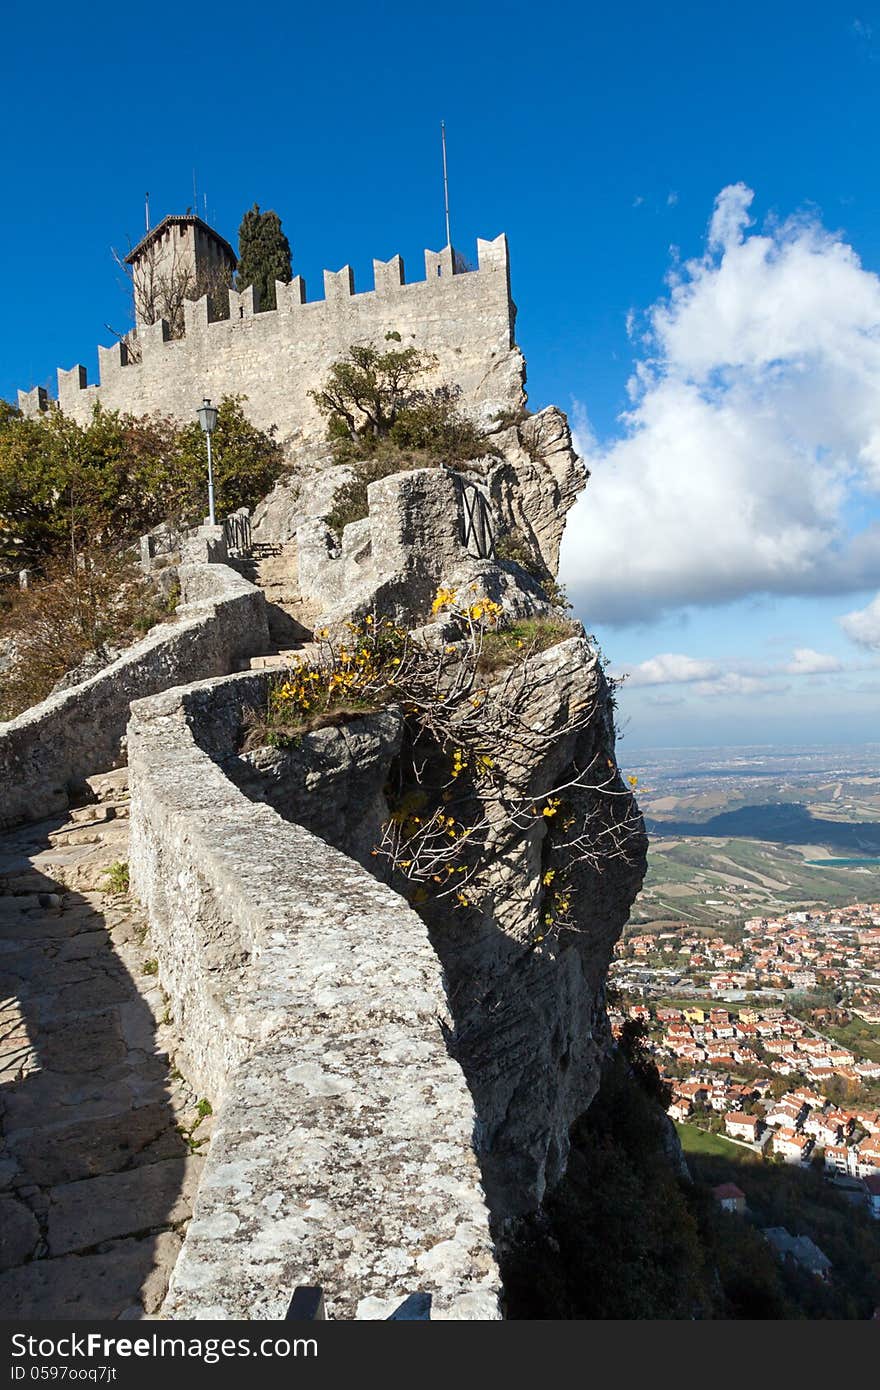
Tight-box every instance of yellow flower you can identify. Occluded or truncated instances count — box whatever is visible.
[431,586,458,614]
[365,614,373,625]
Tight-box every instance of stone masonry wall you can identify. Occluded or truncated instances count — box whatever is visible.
[0,564,270,832]
[127,671,501,1320]
[18,237,522,450]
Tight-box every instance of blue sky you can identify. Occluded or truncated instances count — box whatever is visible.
[3,1,880,749]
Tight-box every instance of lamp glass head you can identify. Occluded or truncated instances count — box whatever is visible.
[197,399,218,434]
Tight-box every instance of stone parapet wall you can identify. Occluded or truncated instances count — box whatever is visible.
[126,670,501,1320]
[19,236,523,450]
[0,564,269,832]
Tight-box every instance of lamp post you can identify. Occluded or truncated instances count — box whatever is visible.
[196,397,218,526]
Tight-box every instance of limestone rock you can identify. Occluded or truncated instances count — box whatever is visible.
[0,1234,181,1319]
[488,406,589,577]
[51,646,124,695]
[251,456,353,544]
[0,1196,39,1269]
[233,709,403,868]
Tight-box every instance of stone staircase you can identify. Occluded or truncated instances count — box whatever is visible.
[0,770,207,1319]
[242,540,322,672]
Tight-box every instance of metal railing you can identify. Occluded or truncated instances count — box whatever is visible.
[456,477,495,560]
[286,1286,325,1319]
[223,510,252,557]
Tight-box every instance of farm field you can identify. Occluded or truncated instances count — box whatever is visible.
[623,745,880,927]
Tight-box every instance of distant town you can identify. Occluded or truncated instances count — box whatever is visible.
[610,901,880,1241]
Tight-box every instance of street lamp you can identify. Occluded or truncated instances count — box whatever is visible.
[196,397,219,526]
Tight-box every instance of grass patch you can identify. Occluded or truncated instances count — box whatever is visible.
[103,860,129,894]
[476,615,579,674]
[675,1122,761,1160]
[241,694,383,751]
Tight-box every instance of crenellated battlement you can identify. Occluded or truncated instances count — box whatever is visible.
[18,234,523,447]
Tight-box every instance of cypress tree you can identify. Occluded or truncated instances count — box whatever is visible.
[236,204,292,311]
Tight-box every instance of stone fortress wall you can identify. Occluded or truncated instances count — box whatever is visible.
[18,236,522,447]
[0,558,270,832]
[128,670,501,1320]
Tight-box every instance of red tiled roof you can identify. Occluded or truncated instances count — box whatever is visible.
[712,1183,746,1201]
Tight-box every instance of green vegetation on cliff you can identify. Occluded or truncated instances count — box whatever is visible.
[0,396,284,718]
[310,344,495,535]
[0,396,282,571]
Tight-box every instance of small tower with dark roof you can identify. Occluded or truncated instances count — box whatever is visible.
[125,215,237,328]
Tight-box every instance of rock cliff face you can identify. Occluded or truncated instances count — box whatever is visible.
[233,622,647,1238]
[126,385,642,1301]
[420,639,646,1221]
[251,406,587,588]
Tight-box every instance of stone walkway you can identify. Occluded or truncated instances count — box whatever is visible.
[246,540,322,670]
[0,771,209,1319]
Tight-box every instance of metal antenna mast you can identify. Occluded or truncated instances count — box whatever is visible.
[145,192,150,233]
[441,120,451,249]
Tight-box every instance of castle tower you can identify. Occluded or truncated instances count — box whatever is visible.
[125,215,237,328]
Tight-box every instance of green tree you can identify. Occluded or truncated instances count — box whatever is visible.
[0,397,283,571]
[173,396,284,518]
[310,344,428,442]
[235,204,292,311]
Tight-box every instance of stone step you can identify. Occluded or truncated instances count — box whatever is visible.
[86,769,129,802]
[246,651,306,671]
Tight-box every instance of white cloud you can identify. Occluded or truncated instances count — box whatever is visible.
[692,673,786,699]
[560,183,880,624]
[707,181,753,251]
[619,645,851,699]
[784,647,844,674]
[840,593,880,649]
[626,653,720,686]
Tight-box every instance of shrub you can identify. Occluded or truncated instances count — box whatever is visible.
[0,544,180,717]
[0,395,284,718]
[494,524,545,578]
[0,550,175,720]
[311,345,496,535]
[241,615,408,749]
[104,861,130,894]
[0,395,284,571]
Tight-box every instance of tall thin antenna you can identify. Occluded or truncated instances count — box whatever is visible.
[441,120,451,249]
[203,192,208,221]
[192,168,198,215]
[145,192,150,233]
